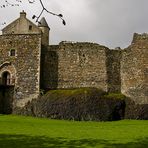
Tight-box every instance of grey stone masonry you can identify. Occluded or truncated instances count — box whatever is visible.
[121,33,148,104]
[0,11,148,111]
[0,34,41,107]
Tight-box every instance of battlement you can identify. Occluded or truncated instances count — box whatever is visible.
[58,41,108,50]
[132,33,148,44]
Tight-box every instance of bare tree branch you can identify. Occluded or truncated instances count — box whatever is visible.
[33,0,66,25]
[0,0,66,25]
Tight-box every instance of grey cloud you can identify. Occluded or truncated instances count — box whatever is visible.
[0,0,148,48]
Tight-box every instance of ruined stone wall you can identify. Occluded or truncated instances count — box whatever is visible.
[0,34,41,108]
[121,33,148,104]
[45,42,109,91]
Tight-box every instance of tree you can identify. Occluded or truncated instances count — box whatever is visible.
[0,0,66,25]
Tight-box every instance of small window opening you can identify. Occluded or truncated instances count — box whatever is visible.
[10,49,15,56]
[29,25,32,30]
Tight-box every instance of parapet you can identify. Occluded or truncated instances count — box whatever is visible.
[58,41,108,50]
[132,33,148,44]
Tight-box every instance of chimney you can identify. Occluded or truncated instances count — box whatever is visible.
[20,10,26,18]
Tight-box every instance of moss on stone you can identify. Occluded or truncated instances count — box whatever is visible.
[46,87,104,97]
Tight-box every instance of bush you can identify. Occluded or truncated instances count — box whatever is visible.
[125,98,148,120]
[14,88,126,121]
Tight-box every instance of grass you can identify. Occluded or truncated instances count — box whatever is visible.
[0,115,148,148]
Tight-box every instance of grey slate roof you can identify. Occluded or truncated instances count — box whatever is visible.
[38,17,50,29]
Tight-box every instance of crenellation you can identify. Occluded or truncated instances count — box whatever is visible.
[132,33,148,44]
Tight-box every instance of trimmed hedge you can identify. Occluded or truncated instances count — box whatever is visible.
[14,88,126,121]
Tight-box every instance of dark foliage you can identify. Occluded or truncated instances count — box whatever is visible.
[125,98,148,120]
[14,88,126,121]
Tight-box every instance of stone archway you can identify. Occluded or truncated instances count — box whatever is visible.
[0,62,16,114]
[0,62,16,85]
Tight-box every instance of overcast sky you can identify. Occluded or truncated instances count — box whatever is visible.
[0,0,148,48]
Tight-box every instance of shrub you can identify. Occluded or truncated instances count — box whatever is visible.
[14,88,126,121]
[125,98,148,120]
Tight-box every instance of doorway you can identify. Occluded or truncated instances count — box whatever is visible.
[2,71,10,85]
[0,86,14,114]
[0,72,13,114]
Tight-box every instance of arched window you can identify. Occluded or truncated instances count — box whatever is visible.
[2,71,10,85]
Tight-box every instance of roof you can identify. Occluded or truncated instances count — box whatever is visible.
[1,11,41,34]
[38,17,50,29]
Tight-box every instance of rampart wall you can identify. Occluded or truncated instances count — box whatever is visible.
[0,33,146,105]
[121,33,148,104]
[42,42,121,93]
[43,33,147,104]
[56,42,108,91]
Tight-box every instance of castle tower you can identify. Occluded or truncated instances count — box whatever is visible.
[38,17,50,46]
[0,11,42,113]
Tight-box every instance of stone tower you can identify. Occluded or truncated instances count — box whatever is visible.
[0,11,43,113]
[38,17,50,46]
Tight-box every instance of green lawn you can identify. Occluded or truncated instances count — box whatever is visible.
[0,115,148,148]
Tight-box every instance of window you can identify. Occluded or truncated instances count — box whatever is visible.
[10,49,16,56]
[29,25,32,31]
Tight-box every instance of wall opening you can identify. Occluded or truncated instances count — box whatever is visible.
[10,49,16,56]
[2,71,10,85]
[0,86,14,114]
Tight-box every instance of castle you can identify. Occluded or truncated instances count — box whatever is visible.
[0,11,147,114]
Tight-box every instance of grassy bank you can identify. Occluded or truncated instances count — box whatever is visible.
[0,115,148,147]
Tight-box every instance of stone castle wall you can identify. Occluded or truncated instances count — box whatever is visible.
[0,34,41,107]
[42,42,122,93]
[56,42,108,91]
[0,32,147,107]
[121,33,148,104]
[42,33,147,104]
